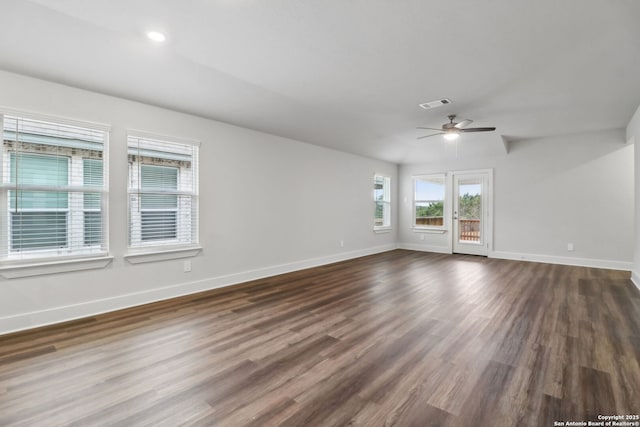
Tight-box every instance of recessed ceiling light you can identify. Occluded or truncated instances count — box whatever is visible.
[146,31,166,43]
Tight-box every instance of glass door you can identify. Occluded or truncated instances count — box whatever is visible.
[453,173,488,256]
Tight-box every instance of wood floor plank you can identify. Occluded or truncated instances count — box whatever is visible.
[0,250,639,426]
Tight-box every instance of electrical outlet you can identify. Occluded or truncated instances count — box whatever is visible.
[339,240,345,248]
[184,260,192,272]
[567,243,574,252]
[419,234,425,241]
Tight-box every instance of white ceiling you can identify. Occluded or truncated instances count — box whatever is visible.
[1,0,639,164]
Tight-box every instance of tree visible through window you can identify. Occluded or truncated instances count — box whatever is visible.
[459,192,481,220]
[374,175,391,229]
[413,175,445,228]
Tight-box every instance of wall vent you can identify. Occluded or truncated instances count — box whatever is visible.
[419,98,451,109]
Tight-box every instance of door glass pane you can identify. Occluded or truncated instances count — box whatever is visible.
[458,181,481,242]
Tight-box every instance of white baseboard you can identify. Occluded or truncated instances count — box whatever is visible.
[397,243,451,254]
[0,244,397,335]
[490,250,633,271]
[631,271,640,292]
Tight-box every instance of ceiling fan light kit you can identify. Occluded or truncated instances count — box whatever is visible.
[417,115,496,140]
[146,31,166,43]
[443,131,459,141]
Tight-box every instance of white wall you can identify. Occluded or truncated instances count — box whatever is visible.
[0,68,634,335]
[627,104,640,288]
[0,71,398,334]
[399,130,634,269]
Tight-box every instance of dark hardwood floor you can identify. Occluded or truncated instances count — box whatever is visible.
[1,250,639,426]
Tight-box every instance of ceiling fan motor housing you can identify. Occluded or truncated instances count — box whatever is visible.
[416,115,495,139]
[443,114,458,130]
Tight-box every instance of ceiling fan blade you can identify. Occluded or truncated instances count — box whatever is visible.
[454,119,473,129]
[417,133,444,139]
[459,127,496,133]
[416,127,443,131]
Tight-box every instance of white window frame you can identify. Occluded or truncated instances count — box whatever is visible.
[373,174,391,232]
[0,109,112,278]
[126,131,200,262]
[412,173,447,232]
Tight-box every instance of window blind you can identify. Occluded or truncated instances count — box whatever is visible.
[127,134,198,249]
[1,114,108,262]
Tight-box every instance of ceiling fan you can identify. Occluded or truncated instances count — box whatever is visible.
[417,115,496,140]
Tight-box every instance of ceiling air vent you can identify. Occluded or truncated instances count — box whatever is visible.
[419,98,451,110]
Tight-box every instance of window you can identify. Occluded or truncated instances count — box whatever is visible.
[128,133,198,250]
[1,113,108,262]
[374,174,391,230]
[413,174,445,229]
[140,165,178,241]
[9,153,69,250]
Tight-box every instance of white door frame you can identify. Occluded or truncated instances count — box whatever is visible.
[446,169,493,256]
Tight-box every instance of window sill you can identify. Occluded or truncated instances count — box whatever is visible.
[412,227,448,234]
[125,246,202,264]
[0,255,113,279]
[373,227,392,234]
